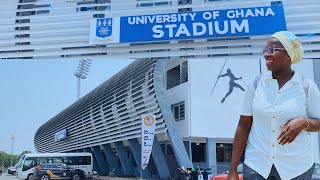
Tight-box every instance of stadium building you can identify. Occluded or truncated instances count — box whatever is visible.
[1,0,320,178]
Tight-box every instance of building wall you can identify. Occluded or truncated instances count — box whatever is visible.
[0,0,319,59]
[0,0,18,48]
[166,79,190,138]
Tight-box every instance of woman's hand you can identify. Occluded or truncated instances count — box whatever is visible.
[227,171,239,180]
[277,117,307,145]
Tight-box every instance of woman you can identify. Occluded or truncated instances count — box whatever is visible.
[228,31,320,180]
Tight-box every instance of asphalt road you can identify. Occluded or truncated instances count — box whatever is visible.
[0,173,17,180]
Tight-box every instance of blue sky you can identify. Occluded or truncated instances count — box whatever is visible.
[0,59,133,154]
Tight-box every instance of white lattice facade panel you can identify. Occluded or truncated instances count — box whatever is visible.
[0,0,19,47]
[283,1,320,34]
[0,0,319,60]
[34,60,167,152]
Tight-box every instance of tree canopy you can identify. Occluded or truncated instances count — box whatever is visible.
[0,151,31,167]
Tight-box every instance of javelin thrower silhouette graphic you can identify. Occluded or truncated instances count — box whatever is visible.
[219,69,245,103]
[210,60,245,103]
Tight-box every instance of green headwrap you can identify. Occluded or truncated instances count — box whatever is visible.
[271,31,304,64]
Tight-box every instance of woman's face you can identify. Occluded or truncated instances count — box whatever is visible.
[263,37,291,72]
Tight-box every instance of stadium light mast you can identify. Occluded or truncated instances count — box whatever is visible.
[10,134,15,167]
[74,59,92,100]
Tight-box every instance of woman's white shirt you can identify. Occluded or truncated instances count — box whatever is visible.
[240,71,320,179]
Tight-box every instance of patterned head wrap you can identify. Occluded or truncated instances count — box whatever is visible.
[271,31,304,64]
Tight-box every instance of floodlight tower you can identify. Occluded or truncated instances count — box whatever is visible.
[74,59,92,100]
[10,134,15,167]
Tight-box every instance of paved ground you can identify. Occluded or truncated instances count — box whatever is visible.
[94,176,137,180]
[0,173,16,180]
[82,175,138,180]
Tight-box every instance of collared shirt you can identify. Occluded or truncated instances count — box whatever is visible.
[240,71,320,180]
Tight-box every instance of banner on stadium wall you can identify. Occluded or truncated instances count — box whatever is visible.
[89,6,286,44]
[55,129,68,142]
[141,114,156,170]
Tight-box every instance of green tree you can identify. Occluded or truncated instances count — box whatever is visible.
[0,152,4,166]
[0,151,9,167]
[0,150,31,167]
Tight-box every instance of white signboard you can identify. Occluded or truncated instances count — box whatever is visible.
[141,114,156,170]
[189,59,261,138]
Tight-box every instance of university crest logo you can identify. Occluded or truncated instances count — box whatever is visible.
[96,18,113,39]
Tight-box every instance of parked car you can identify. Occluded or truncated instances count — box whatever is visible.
[8,165,17,176]
[33,163,85,180]
[210,164,243,180]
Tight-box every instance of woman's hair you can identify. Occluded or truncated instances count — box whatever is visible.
[271,31,304,64]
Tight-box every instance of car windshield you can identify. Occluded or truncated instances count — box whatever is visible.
[16,156,24,168]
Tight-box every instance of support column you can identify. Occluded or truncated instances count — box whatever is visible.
[128,138,151,178]
[183,141,191,159]
[151,136,170,179]
[92,145,109,175]
[154,60,193,168]
[206,138,217,173]
[114,141,134,176]
[102,144,122,176]
[84,147,100,173]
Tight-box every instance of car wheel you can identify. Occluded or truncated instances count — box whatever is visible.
[41,174,50,180]
[72,174,81,180]
[27,174,34,180]
[13,172,17,176]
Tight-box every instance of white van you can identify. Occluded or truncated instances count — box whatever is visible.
[16,153,93,180]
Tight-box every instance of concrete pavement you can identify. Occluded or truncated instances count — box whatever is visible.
[0,173,16,180]
[94,177,137,180]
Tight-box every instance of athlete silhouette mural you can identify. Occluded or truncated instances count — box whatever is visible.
[218,68,245,103]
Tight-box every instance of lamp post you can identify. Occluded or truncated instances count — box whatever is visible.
[74,59,92,100]
[10,134,15,167]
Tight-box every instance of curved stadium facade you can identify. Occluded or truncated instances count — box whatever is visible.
[34,59,191,178]
[35,60,165,152]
